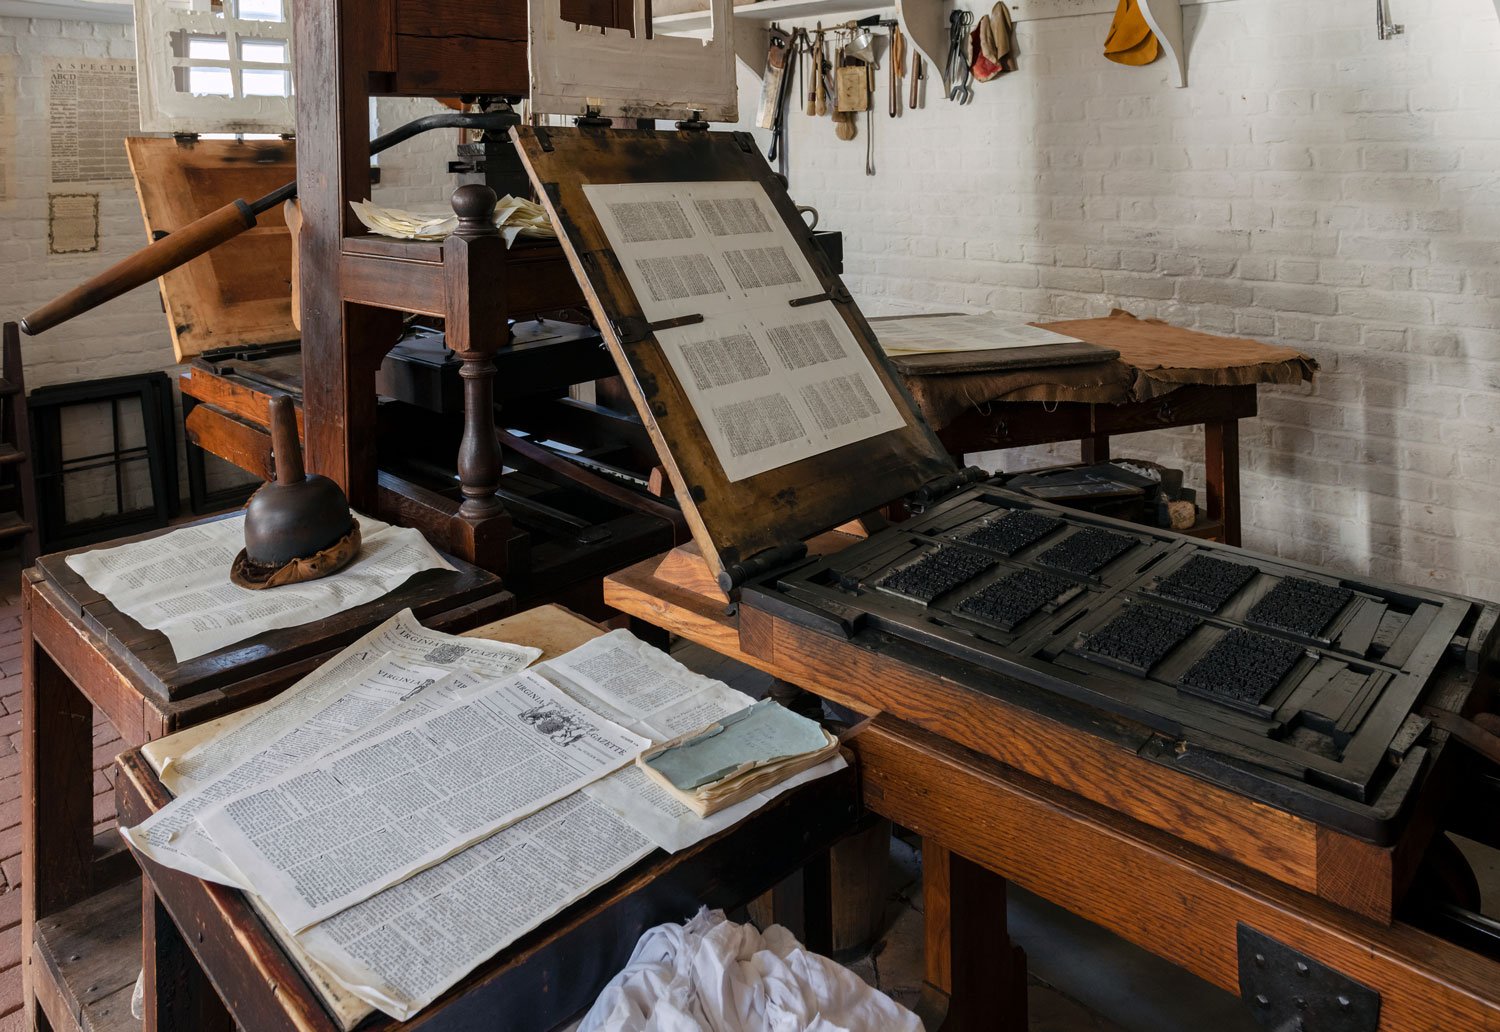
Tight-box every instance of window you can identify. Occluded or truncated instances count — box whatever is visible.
[139,0,295,133]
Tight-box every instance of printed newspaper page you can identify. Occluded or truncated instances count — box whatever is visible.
[298,792,653,1020]
[541,631,846,852]
[655,304,903,482]
[65,514,456,662]
[581,181,904,482]
[287,633,749,1020]
[123,655,456,885]
[47,58,138,184]
[196,670,649,931]
[162,609,541,793]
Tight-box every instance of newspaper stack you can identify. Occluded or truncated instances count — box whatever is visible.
[122,614,846,1026]
[638,699,841,816]
[351,196,556,247]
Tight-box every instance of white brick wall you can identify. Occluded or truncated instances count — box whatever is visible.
[751,0,1500,601]
[0,15,198,523]
[8,5,1500,600]
[0,16,171,389]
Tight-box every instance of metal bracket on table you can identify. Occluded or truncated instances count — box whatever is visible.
[1237,924,1380,1032]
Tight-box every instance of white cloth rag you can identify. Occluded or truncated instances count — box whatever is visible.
[578,908,923,1032]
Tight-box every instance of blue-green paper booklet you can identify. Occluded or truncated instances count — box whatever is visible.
[638,699,838,815]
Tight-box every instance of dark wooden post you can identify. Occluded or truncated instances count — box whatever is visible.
[444,185,513,564]
[1205,418,1241,547]
[21,590,95,1028]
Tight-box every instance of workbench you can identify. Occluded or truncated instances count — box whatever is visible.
[21,516,511,1032]
[896,311,1318,547]
[603,540,1500,1031]
[112,604,862,1032]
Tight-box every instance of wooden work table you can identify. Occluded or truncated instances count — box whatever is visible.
[604,544,1500,1031]
[21,518,513,1032]
[895,311,1319,547]
[113,604,862,1032]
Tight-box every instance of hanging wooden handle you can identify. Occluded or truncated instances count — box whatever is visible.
[21,200,257,335]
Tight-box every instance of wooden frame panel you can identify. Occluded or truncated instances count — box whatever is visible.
[125,137,297,360]
[853,715,1500,1032]
[514,127,954,577]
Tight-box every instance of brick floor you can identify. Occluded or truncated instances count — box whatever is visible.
[0,551,118,1023]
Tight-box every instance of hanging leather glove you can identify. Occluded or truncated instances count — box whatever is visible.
[1104,0,1159,66]
[971,2,1015,82]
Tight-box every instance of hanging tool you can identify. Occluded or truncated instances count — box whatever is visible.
[813,25,827,116]
[802,29,817,115]
[832,37,859,140]
[1375,0,1404,39]
[946,10,974,103]
[865,57,876,174]
[21,108,521,335]
[888,22,904,117]
[763,28,798,166]
[910,52,924,109]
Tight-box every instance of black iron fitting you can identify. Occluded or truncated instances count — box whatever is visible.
[1237,924,1379,1032]
[246,110,523,217]
[909,466,987,511]
[717,542,809,594]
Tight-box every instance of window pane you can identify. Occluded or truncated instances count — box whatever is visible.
[242,68,290,97]
[187,35,230,60]
[237,0,283,21]
[240,39,286,63]
[187,66,234,96]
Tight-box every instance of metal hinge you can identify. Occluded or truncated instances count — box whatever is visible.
[575,105,613,128]
[908,466,987,513]
[1238,925,1380,1032]
[717,541,809,594]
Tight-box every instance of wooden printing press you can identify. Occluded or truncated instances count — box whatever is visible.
[84,132,683,613]
[500,126,1500,1029]
[25,14,839,612]
[18,0,1500,1023]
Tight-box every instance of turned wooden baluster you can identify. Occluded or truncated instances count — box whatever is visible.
[445,184,510,527]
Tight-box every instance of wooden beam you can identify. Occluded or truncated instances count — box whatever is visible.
[852,716,1500,1031]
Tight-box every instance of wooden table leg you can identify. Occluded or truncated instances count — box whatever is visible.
[1204,420,1242,547]
[923,843,1028,1032]
[22,613,95,1030]
[142,888,232,1032]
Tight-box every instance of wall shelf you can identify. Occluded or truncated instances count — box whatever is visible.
[654,0,892,34]
[659,0,1245,88]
